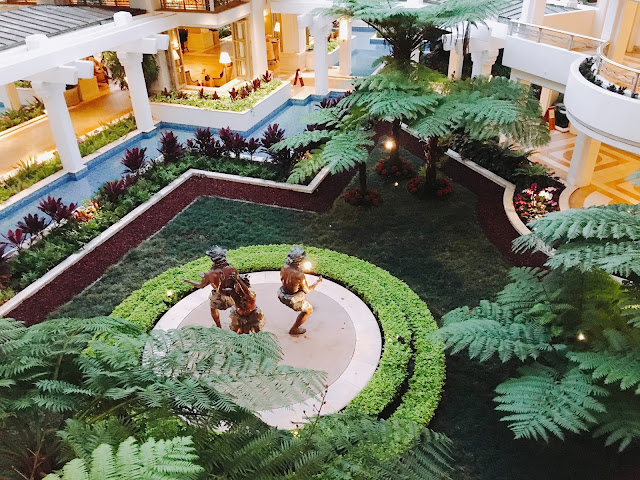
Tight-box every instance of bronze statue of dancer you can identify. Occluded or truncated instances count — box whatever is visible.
[278,247,322,335]
[222,273,265,334]
[183,246,236,328]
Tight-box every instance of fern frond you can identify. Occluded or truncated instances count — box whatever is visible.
[494,365,608,442]
[569,348,640,394]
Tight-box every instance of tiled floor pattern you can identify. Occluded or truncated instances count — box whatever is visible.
[530,130,640,208]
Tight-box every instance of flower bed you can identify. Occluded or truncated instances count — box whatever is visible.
[514,183,558,221]
[407,176,452,198]
[375,158,415,179]
[111,244,445,427]
[150,75,282,112]
[343,187,381,206]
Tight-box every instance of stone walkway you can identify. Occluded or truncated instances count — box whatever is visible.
[530,130,640,208]
[0,88,132,175]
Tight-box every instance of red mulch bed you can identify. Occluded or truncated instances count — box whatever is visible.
[8,171,353,325]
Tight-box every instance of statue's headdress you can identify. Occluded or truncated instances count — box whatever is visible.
[206,246,228,266]
[285,246,307,267]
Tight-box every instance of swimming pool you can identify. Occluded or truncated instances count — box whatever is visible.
[0,94,339,235]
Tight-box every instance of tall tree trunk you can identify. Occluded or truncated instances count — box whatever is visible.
[423,136,440,188]
[358,162,368,192]
[389,119,402,165]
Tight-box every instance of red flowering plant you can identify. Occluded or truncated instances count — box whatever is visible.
[344,187,381,207]
[514,183,558,222]
[375,158,415,179]
[407,175,452,199]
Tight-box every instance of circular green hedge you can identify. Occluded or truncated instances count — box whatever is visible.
[110,244,445,426]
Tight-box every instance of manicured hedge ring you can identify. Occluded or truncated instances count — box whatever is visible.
[111,244,445,426]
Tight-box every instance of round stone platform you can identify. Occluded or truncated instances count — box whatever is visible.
[155,271,382,429]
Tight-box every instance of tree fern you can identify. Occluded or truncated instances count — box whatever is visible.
[42,436,202,480]
[494,365,608,442]
[593,396,640,451]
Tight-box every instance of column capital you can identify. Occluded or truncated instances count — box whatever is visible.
[117,50,144,66]
[309,16,332,39]
[31,81,66,100]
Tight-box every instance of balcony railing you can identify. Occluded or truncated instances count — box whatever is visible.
[508,20,604,54]
[159,0,235,11]
[596,42,640,94]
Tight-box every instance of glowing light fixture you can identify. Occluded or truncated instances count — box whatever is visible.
[274,21,281,33]
[219,51,232,65]
[166,289,174,298]
[384,139,395,150]
[302,260,313,272]
[577,332,587,342]
[394,182,399,187]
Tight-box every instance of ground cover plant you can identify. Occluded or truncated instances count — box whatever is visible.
[150,76,282,112]
[0,97,45,133]
[0,116,138,205]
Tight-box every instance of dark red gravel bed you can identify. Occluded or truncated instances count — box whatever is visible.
[8,171,354,325]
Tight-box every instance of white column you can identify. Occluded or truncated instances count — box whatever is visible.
[338,18,352,76]
[448,50,464,79]
[520,0,546,24]
[310,18,332,95]
[249,0,268,78]
[609,0,638,62]
[471,50,499,78]
[32,82,85,174]
[567,132,601,186]
[117,51,155,132]
[539,87,559,114]
[600,0,622,40]
[0,83,21,110]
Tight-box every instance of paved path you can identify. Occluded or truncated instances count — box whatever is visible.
[0,89,132,175]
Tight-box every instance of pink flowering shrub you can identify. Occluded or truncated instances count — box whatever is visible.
[514,183,558,221]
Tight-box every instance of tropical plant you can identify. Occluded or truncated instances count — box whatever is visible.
[101,175,133,203]
[42,437,203,480]
[436,238,640,450]
[159,132,185,164]
[246,137,261,160]
[37,196,77,223]
[1,228,26,250]
[102,51,158,89]
[17,213,48,238]
[120,147,147,174]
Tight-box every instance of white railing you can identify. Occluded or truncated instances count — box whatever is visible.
[508,20,604,53]
[596,41,640,94]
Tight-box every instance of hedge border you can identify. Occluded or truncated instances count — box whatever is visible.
[110,244,445,426]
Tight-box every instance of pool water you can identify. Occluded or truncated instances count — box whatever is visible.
[0,95,337,235]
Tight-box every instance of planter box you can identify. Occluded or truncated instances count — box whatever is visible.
[306,46,340,70]
[150,82,291,132]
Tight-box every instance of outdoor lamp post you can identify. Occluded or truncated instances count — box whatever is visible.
[219,51,232,82]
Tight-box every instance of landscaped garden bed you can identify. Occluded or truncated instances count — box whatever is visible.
[0,115,137,205]
[0,97,45,134]
[450,135,564,224]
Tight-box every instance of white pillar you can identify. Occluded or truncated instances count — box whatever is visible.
[0,83,21,111]
[448,50,464,79]
[310,18,331,95]
[609,0,638,62]
[117,51,155,132]
[600,0,621,40]
[539,87,559,114]
[471,50,499,78]
[153,51,173,94]
[249,0,268,78]
[520,0,546,24]
[567,132,601,186]
[32,82,85,175]
[338,18,352,76]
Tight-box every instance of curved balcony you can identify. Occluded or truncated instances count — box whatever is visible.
[565,58,640,155]
[595,41,640,94]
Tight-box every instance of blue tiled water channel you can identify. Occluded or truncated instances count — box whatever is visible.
[0,28,389,235]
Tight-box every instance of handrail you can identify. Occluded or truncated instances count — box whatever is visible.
[508,19,604,53]
[596,41,640,93]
